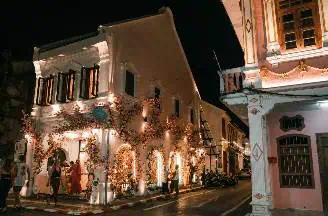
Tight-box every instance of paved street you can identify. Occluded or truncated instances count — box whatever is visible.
[2,180,251,216]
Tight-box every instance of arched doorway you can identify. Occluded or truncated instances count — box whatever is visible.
[112,145,135,193]
[146,149,164,188]
[169,151,183,185]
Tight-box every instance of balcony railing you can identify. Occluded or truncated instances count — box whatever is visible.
[222,70,245,94]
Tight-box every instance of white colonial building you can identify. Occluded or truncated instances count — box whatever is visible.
[23,7,248,204]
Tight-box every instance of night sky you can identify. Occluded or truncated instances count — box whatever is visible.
[1,0,244,104]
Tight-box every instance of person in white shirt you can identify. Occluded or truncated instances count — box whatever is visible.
[13,155,29,209]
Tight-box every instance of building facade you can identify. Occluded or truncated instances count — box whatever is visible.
[201,101,249,175]
[222,0,328,215]
[23,7,247,204]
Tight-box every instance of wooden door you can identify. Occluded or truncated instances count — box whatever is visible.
[317,133,328,213]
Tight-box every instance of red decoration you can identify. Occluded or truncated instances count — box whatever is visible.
[268,157,277,164]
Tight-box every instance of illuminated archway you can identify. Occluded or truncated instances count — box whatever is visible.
[111,144,136,192]
[146,149,164,188]
[169,151,183,185]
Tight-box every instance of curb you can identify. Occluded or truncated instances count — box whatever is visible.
[18,186,204,215]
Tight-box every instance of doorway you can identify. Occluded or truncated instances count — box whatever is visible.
[317,133,328,213]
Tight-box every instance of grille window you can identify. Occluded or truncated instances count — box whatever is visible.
[277,134,314,188]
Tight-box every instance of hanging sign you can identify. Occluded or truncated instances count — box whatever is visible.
[279,115,305,132]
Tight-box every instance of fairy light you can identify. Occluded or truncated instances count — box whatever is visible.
[64,131,79,139]
[176,152,183,185]
[51,104,61,114]
[156,150,163,187]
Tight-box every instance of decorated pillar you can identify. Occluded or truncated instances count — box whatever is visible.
[242,0,258,68]
[318,0,328,46]
[247,94,274,216]
[263,0,280,56]
[241,0,262,88]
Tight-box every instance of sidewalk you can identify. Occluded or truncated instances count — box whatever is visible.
[7,186,204,215]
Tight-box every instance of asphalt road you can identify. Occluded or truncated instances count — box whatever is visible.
[2,180,251,216]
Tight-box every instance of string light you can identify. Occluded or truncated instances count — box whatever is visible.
[22,95,202,189]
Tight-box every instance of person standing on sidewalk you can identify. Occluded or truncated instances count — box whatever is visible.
[50,161,62,206]
[13,155,29,209]
[173,165,179,196]
[162,166,169,194]
[0,158,15,213]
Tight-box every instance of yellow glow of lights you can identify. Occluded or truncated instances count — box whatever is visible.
[142,108,147,118]
[51,104,61,114]
[76,101,85,111]
[156,151,164,187]
[82,131,91,138]
[92,128,101,136]
[108,93,115,104]
[64,131,79,139]
[141,122,147,132]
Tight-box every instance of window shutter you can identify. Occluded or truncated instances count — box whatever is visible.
[57,73,67,103]
[91,64,99,97]
[67,70,75,100]
[46,75,54,104]
[80,67,89,99]
[36,77,42,105]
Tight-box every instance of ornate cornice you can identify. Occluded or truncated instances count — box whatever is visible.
[260,60,328,88]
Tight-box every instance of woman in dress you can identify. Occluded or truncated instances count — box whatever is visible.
[71,160,81,194]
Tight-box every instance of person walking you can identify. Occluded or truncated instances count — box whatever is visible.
[50,161,62,206]
[162,166,169,194]
[13,155,29,209]
[173,165,179,196]
[0,158,15,213]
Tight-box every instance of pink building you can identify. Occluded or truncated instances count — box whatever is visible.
[222,0,328,215]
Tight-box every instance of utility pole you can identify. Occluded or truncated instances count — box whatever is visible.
[212,50,225,94]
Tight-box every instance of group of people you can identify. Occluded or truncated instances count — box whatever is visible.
[0,156,29,213]
[161,165,180,196]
